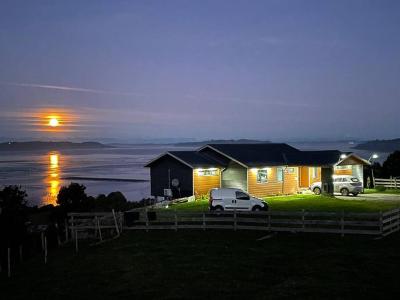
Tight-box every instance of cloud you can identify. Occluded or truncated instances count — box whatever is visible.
[0,81,315,108]
[0,82,146,97]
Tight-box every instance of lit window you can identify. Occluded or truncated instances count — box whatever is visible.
[335,165,352,170]
[287,167,295,174]
[197,169,218,176]
[312,167,319,179]
[277,167,283,182]
[257,169,268,183]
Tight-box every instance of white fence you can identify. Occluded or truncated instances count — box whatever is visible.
[375,177,400,189]
[68,208,400,239]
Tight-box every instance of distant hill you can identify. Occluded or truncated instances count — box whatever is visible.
[0,141,111,151]
[174,139,271,147]
[353,139,400,152]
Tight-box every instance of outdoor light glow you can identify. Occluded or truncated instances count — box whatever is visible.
[372,154,379,159]
[340,154,347,159]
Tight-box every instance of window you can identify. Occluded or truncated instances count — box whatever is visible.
[287,168,295,174]
[235,191,250,200]
[277,167,283,182]
[257,169,268,183]
[312,167,319,179]
[335,165,352,170]
[197,169,218,176]
[351,178,359,182]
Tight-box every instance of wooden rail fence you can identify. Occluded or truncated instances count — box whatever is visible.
[375,177,400,189]
[68,208,400,239]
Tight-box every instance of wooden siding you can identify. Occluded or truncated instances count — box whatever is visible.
[193,169,221,198]
[149,155,193,198]
[309,167,321,185]
[248,167,299,198]
[334,168,353,176]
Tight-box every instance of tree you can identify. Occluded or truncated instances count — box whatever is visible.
[0,186,29,249]
[57,183,93,212]
[94,192,129,211]
[383,151,400,177]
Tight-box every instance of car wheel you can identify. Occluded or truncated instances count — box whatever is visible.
[214,206,224,212]
[313,187,321,195]
[340,188,349,196]
[252,206,261,212]
[352,193,359,197]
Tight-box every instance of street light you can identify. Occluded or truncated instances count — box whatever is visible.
[369,153,379,162]
[368,153,379,188]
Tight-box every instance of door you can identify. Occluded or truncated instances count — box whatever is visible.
[234,191,252,210]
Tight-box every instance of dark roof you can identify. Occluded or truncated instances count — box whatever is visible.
[145,151,221,168]
[205,143,300,167]
[285,150,343,167]
[145,143,368,169]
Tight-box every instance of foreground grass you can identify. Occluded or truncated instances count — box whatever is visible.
[166,194,400,212]
[2,231,400,299]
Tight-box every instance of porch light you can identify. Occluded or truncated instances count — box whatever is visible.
[251,168,258,174]
[340,154,347,159]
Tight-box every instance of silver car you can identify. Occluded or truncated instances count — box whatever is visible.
[310,175,363,196]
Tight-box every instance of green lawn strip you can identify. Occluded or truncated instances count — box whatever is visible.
[165,194,399,212]
[364,188,400,195]
[2,231,400,299]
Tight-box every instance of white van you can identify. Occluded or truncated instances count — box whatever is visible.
[209,188,269,212]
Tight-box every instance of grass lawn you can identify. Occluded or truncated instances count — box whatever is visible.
[2,231,400,299]
[166,194,400,212]
[364,188,400,194]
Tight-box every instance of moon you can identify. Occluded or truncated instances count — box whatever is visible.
[49,118,59,127]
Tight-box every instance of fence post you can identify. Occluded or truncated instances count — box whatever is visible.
[145,209,149,232]
[112,209,120,236]
[41,231,45,251]
[75,230,79,253]
[97,217,103,241]
[341,211,345,237]
[174,211,178,231]
[202,213,206,231]
[44,236,48,264]
[119,212,123,233]
[65,219,69,242]
[7,247,11,278]
[234,210,237,231]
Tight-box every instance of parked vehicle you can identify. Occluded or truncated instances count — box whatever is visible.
[209,188,269,211]
[310,175,363,196]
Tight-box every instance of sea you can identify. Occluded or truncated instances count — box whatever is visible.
[0,142,389,207]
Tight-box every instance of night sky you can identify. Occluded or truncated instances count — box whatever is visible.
[1,0,399,142]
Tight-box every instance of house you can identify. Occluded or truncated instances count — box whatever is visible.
[145,143,370,199]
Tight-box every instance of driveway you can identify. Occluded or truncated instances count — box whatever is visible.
[336,193,400,201]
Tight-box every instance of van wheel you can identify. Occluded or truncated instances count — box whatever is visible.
[313,187,321,195]
[340,188,349,196]
[214,206,224,212]
[252,206,261,212]
[352,193,359,197]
